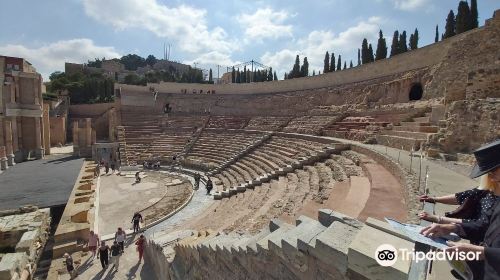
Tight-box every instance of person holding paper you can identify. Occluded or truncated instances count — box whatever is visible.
[420,140,500,280]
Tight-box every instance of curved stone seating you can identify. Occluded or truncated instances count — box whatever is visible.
[245,116,291,131]
[282,115,342,135]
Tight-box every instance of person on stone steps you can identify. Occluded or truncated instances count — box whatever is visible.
[97,241,110,270]
[131,212,143,233]
[63,253,77,279]
[114,227,126,253]
[194,173,201,190]
[87,230,100,259]
[420,139,500,280]
[110,241,121,271]
[419,168,499,244]
[206,178,213,195]
[135,234,146,263]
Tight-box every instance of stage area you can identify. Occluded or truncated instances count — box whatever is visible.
[0,154,84,210]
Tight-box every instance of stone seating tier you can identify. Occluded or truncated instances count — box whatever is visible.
[245,116,291,131]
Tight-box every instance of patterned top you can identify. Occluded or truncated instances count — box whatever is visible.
[455,188,499,223]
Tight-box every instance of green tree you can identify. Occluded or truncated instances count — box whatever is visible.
[456,1,473,34]
[312,70,316,76]
[145,55,157,66]
[323,51,330,73]
[209,68,213,83]
[350,60,353,68]
[120,54,146,70]
[361,38,369,64]
[368,44,374,62]
[343,62,346,70]
[273,71,278,81]
[231,67,235,83]
[291,55,301,78]
[435,25,439,43]
[357,49,361,66]
[242,66,247,83]
[471,0,478,28]
[390,30,399,57]
[337,55,341,71]
[399,31,408,53]
[300,57,309,77]
[236,69,241,83]
[267,67,273,81]
[375,30,387,60]
[409,28,419,50]
[443,10,456,39]
[330,53,336,72]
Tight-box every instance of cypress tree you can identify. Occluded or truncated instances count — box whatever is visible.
[242,66,247,83]
[357,49,361,66]
[330,53,336,72]
[283,72,287,80]
[368,44,374,62]
[350,60,353,68]
[411,28,419,49]
[231,67,235,83]
[236,69,241,83]
[209,68,213,83]
[435,25,439,43]
[330,53,335,72]
[292,55,300,78]
[343,62,346,70]
[456,1,473,34]
[399,31,408,53]
[300,57,309,77]
[443,10,456,39]
[267,67,273,81]
[273,71,277,81]
[471,0,478,28]
[361,38,369,64]
[323,52,330,73]
[312,70,316,76]
[337,55,341,71]
[375,30,387,60]
[390,30,399,57]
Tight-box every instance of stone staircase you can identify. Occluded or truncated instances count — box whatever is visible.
[146,209,414,280]
[376,112,439,151]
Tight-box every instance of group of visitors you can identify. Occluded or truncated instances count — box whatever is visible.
[418,139,500,280]
[94,159,119,178]
[63,212,146,278]
[143,160,161,170]
[192,172,213,194]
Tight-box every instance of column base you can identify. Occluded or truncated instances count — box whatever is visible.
[0,157,8,170]
[7,154,15,166]
[34,148,45,159]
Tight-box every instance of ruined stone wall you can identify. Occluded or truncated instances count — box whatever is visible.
[49,116,66,146]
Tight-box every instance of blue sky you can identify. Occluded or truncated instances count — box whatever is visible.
[0,0,498,80]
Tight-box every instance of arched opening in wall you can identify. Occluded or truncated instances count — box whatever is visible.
[409,83,423,101]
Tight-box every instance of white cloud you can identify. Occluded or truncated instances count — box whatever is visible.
[392,0,431,11]
[237,8,293,42]
[0,39,120,80]
[82,0,237,56]
[261,17,384,76]
[183,51,240,68]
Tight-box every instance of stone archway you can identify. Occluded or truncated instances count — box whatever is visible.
[409,83,423,101]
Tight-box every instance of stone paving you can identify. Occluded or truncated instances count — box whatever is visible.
[146,175,215,238]
[59,234,155,280]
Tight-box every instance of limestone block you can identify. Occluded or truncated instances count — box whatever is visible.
[15,229,39,256]
[279,216,326,262]
[310,221,360,274]
[255,222,293,253]
[348,225,412,280]
[318,209,363,228]
[0,253,28,280]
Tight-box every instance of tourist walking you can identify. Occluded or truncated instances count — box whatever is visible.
[110,160,116,173]
[63,253,77,279]
[206,178,213,195]
[114,227,126,253]
[135,172,141,183]
[87,230,99,259]
[131,212,143,233]
[135,234,146,263]
[194,173,201,190]
[97,241,110,270]
[104,162,109,174]
[110,241,121,271]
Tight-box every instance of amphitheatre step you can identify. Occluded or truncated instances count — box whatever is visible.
[376,135,424,151]
[331,176,370,219]
[381,130,431,140]
[311,221,361,274]
[255,220,294,253]
[399,121,431,127]
[392,125,438,133]
[412,116,431,123]
[281,216,327,256]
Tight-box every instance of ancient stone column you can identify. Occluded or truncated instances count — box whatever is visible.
[73,120,79,156]
[4,119,15,166]
[85,118,92,147]
[34,117,44,159]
